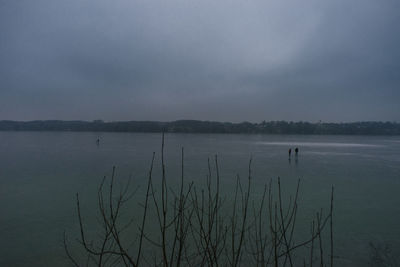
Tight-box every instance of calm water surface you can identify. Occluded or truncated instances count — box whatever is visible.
[1,132,400,266]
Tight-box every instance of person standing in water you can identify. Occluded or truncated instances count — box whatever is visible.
[96,137,100,146]
[288,148,292,158]
[295,147,299,156]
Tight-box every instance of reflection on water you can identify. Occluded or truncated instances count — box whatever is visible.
[0,132,399,266]
[257,141,383,147]
[305,151,358,156]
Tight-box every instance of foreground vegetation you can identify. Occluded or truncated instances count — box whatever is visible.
[64,134,334,266]
[1,120,400,135]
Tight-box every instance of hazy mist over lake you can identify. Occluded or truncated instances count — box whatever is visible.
[1,0,400,266]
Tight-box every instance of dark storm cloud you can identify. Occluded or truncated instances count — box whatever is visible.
[0,0,399,122]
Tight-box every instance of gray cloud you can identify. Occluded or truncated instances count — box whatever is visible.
[1,0,399,122]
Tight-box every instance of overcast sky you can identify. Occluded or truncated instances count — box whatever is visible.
[1,0,399,122]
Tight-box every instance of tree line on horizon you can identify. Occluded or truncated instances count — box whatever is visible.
[0,120,399,135]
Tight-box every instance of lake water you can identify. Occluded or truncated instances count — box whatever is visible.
[0,132,399,266]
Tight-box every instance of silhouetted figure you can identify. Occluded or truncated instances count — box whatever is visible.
[288,148,292,158]
[96,138,100,146]
[295,147,299,156]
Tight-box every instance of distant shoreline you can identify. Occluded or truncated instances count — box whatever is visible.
[1,120,399,135]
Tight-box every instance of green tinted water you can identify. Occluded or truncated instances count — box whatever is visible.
[0,132,399,266]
